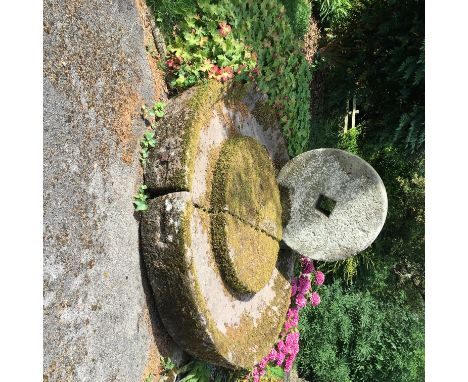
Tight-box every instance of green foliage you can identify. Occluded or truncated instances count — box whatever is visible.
[142,101,166,121]
[164,1,256,89]
[161,356,176,372]
[178,360,211,382]
[362,146,425,306]
[338,126,361,154]
[314,0,352,26]
[153,101,166,118]
[264,365,285,380]
[227,0,312,156]
[319,248,373,284]
[297,281,424,382]
[140,101,165,165]
[134,184,149,212]
[300,1,424,380]
[148,0,197,33]
[281,0,312,38]
[144,373,154,382]
[154,0,312,156]
[140,130,157,166]
[313,0,424,157]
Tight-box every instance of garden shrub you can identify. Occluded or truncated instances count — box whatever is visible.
[314,0,353,27]
[312,0,424,157]
[338,126,361,154]
[362,146,425,307]
[297,281,425,382]
[281,0,312,38]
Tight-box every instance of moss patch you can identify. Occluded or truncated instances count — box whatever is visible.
[211,212,279,294]
[211,136,282,239]
[252,100,278,133]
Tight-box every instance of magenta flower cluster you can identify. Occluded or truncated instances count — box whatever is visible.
[250,256,325,381]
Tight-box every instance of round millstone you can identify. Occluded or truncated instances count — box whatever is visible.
[277,148,388,261]
[141,193,293,369]
[141,82,292,369]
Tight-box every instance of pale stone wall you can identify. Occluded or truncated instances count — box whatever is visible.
[43,1,183,380]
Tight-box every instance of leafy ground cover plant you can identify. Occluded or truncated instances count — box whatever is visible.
[140,130,157,166]
[139,100,165,170]
[154,0,312,156]
[164,1,256,89]
[227,0,312,156]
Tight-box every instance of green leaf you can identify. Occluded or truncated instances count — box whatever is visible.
[134,200,148,211]
[144,131,155,139]
[266,365,285,379]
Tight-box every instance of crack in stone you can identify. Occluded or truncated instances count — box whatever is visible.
[193,202,278,241]
[143,190,279,241]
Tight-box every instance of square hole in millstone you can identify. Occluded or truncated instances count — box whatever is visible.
[315,194,336,217]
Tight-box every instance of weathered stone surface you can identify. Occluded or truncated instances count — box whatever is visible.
[141,193,294,369]
[211,137,282,239]
[43,1,183,381]
[144,82,290,210]
[225,86,290,169]
[277,148,388,261]
[144,81,225,193]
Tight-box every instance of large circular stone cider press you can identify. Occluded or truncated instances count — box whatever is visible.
[141,81,387,369]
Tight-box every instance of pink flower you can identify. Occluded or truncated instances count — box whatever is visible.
[268,348,278,361]
[311,291,321,307]
[285,332,299,353]
[300,256,314,274]
[296,294,307,308]
[315,271,325,286]
[276,351,285,366]
[297,275,311,295]
[291,277,298,296]
[284,355,294,372]
[259,357,268,369]
[277,340,285,353]
[287,307,299,323]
